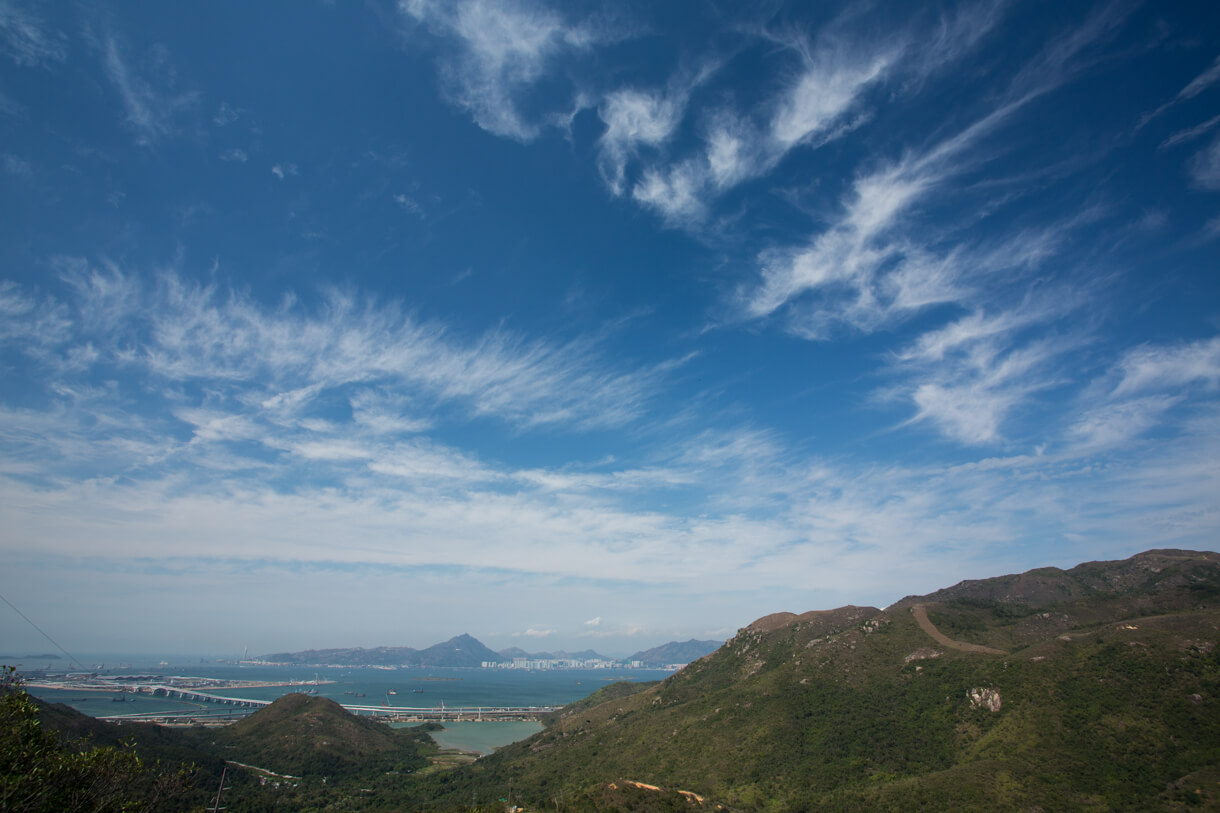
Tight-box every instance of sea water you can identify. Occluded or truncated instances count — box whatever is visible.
[20,663,671,753]
[393,720,545,756]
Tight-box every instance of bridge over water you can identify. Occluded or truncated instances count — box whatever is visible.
[99,685,558,723]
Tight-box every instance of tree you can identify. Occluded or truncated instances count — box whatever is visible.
[0,667,180,812]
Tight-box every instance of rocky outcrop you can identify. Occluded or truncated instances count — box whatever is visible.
[968,687,1002,712]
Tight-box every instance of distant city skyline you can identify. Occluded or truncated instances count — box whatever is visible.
[1,1,1218,656]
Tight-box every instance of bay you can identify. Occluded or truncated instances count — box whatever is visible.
[22,663,671,753]
[393,720,545,756]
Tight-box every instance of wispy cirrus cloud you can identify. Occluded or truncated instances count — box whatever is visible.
[905,338,1071,446]
[1142,53,1220,190]
[1188,136,1220,190]
[5,405,1215,603]
[3,280,1218,648]
[767,44,894,152]
[884,297,1085,445]
[1139,54,1220,130]
[2,152,30,175]
[0,88,20,118]
[1160,113,1220,150]
[96,33,198,146]
[400,0,619,141]
[620,2,1011,231]
[0,279,73,348]
[4,264,670,435]
[623,34,901,229]
[738,103,1101,336]
[1065,336,1220,453]
[598,81,699,196]
[1068,395,1180,452]
[723,6,1135,449]
[0,0,68,67]
[212,101,239,126]
[1112,336,1220,397]
[739,2,1130,322]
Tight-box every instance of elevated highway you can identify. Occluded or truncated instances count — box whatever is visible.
[99,685,558,723]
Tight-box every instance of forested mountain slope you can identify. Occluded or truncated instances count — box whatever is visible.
[422,549,1220,811]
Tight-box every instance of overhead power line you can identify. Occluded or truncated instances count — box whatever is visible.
[0,589,88,671]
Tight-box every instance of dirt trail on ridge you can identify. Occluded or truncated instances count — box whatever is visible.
[911,604,1007,655]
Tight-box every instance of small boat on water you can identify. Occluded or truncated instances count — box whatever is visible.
[387,689,398,695]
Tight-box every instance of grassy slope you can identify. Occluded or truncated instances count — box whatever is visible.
[422,550,1220,811]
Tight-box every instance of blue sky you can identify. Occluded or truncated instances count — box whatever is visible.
[1,0,1217,658]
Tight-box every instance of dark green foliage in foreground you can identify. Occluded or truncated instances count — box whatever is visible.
[20,690,441,813]
[1,668,191,812]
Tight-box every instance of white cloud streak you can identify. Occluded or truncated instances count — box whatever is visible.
[725,6,1134,446]
[598,85,692,196]
[4,265,669,436]
[1188,136,1220,190]
[1140,54,1220,129]
[621,38,900,229]
[400,0,608,141]
[98,34,197,146]
[1177,55,1220,101]
[1112,337,1220,397]
[617,2,1010,230]
[3,409,1216,600]
[0,0,67,67]
[1160,113,1220,150]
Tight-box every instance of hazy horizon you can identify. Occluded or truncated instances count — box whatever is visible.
[1,630,722,665]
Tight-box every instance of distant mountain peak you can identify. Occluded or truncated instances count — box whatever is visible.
[262,634,505,667]
[629,639,723,666]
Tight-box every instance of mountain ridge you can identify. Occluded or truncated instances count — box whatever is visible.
[262,635,717,667]
[628,638,724,665]
[261,632,503,667]
[415,547,1220,811]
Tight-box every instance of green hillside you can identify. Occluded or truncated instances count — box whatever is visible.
[209,693,433,778]
[420,549,1220,811]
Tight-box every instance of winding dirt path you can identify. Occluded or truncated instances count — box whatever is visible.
[911,604,1007,655]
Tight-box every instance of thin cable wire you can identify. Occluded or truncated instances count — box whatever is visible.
[0,589,88,671]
